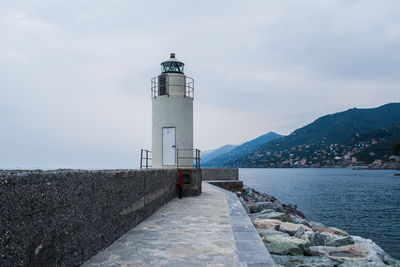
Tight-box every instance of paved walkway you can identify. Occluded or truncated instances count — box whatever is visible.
[82,183,275,267]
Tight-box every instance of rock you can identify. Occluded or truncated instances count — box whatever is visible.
[311,232,354,247]
[270,213,294,222]
[311,227,348,236]
[352,235,400,265]
[291,216,311,227]
[384,255,400,267]
[272,199,284,211]
[283,203,297,210]
[306,238,400,266]
[242,186,276,203]
[285,209,307,219]
[253,218,282,230]
[272,255,340,267]
[247,201,282,213]
[262,234,310,256]
[282,204,307,219]
[238,196,250,214]
[247,203,263,213]
[249,209,278,219]
[294,227,305,238]
[339,260,389,267]
[308,221,326,228]
[293,227,314,243]
[305,244,368,261]
[250,211,293,222]
[257,228,289,238]
[260,201,281,210]
[279,222,312,236]
[329,227,349,236]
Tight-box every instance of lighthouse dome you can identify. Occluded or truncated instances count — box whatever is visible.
[161,53,184,74]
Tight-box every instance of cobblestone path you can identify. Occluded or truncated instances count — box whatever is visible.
[82,183,237,266]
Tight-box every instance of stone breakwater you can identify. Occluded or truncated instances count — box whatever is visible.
[236,185,400,267]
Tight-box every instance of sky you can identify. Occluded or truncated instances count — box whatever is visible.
[1,0,400,169]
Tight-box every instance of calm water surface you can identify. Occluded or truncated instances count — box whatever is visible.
[239,168,400,260]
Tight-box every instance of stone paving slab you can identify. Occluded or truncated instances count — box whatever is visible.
[82,182,276,267]
[207,183,276,267]
[82,183,237,266]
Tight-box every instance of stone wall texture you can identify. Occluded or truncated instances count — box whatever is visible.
[0,169,178,267]
[201,168,239,181]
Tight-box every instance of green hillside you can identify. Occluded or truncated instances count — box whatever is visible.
[201,144,236,164]
[202,132,282,167]
[221,103,400,167]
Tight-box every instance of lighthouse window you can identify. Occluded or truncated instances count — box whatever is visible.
[161,61,184,74]
[158,74,167,95]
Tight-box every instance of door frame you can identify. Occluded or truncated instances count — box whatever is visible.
[162,127,176,166]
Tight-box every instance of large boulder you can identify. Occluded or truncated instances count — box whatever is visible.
[257,228,289,238]
[291,216,312,227]
[262,235,310,256]
[282,204,307,219]
[272,255,340,267]
[272,199,284,211]
[339,260,389,267]
[247,203,263,213]
[247,201,283,213]
[279,222,312,236]
[311,227,349,236]
[270,213,294,222]
[294,227,314,242]
[306,238,400,266]
[260,201,282,211]
[311,232,354,247]
[329,227,349,236]
[241,186,276,203]
[250,210,281,219]
[305,244,369,261]
[251,211,293,222]
[352,236,400,266]
[308,221,326,228]
[253,218,282,230]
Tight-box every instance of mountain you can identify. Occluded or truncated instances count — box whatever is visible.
[201,144,236,164]
[203,132,282,167]
[349,125,400,163]
[224,103,400,167]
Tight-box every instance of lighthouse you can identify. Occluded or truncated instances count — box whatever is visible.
[151,53,195,169]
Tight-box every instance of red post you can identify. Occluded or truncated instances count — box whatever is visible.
[178,171,183,199]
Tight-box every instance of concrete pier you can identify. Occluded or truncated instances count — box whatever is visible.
[82,183,275,267]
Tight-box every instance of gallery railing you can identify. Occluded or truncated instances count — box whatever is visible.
[151,76,194,98]
[177,149,201,168]
[140,149,152,169]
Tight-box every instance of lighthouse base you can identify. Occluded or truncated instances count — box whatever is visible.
[178,168,202,197]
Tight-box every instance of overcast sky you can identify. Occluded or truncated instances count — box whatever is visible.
[1,0,400,169]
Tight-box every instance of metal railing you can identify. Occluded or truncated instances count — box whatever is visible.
[177,149,201,168]
[151,76,194,98]
[140,149,152,169]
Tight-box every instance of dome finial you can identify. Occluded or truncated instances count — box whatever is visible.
[170,53,175,59]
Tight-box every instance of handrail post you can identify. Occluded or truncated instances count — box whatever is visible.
[140,149,143,169]
[176,149,179,168]
[196,149,198,168]
[146,150,149,169]
[199,150,201,168]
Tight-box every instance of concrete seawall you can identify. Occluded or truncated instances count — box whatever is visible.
[0,169,178,266]
[202,168,239,181]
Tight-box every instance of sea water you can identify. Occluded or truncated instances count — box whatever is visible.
[240,168,400,260]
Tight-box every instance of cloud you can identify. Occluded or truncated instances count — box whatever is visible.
[0,0,399,168]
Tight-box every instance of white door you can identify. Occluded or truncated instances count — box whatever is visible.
[162,127,176,166]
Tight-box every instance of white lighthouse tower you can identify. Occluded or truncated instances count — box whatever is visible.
[151,53,195,169]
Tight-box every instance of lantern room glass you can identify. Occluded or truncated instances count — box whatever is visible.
[161,61,184,74]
